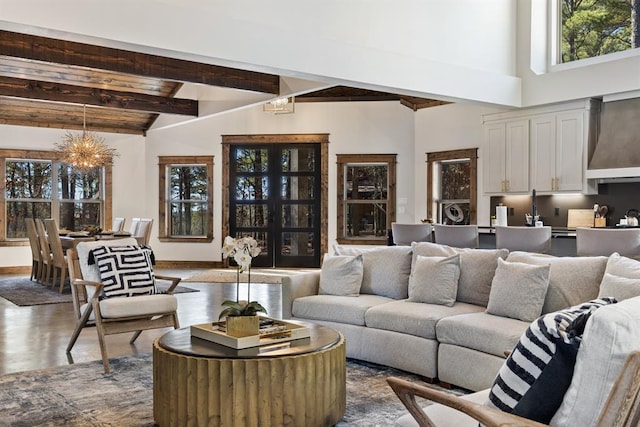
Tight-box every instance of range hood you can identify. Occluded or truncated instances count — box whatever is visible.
[586,97,640,181]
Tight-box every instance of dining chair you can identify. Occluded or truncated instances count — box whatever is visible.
[66,238,181,373]
[35,219,53,287]
[576,227,640,257]
[495,226,552,253]
[134,218,153,246]
[43,218,69,293]
[25,218,44,282]
[129,218,141,236]
[112,217,126,232]
[433,224,479,248]
[391,223,433,246]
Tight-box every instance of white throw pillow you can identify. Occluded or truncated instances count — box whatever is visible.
[603,252,640,278]
[408,254,460,306]
[486,258,551,322]
[598,273,640,301]
[319,254,364,296]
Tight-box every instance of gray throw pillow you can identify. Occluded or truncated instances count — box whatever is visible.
[409,254,460,306]
[486,258,551,322]
[319,254,364,296]
[598,272,640,301]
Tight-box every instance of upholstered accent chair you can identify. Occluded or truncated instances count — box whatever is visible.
[66,238,180,373]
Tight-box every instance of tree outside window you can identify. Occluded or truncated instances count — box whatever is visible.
[158,156,213,243]
[561,0,639,63]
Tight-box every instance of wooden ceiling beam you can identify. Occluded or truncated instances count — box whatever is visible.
[0,30,280,94]
[0,76,198,115]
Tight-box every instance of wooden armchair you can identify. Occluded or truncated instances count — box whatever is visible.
[387,350,640,427]
[66,238,181,373]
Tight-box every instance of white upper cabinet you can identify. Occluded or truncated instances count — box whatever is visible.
[483,120,529,194]
[483,100,598,195]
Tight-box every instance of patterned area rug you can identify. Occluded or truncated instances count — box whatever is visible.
[183,268,319,284]
[0,354,464,426]
[0,277,198,307]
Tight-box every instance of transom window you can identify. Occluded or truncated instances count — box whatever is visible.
[336,154,396,244]
[158,156,214,243]
[2,149,110,243]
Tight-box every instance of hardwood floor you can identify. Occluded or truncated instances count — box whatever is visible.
[0,269,283,376]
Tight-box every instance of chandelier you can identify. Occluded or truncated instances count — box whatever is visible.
[55,105,119,172]
[263,96,295,114]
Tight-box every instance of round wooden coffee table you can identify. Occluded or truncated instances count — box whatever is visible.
[153,322,346,427]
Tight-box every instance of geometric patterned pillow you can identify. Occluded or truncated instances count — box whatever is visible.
[91,245,156,298]
[486,297,617,424]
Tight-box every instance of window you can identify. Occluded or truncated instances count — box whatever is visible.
[158,156,213,243]
[1,149,111,244]
[336,154,396,244]
[426,149,477,225]
[560,0,636,63]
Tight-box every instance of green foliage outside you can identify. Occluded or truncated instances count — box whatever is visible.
[562,0,637,63]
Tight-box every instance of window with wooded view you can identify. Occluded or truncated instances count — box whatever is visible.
[5,157,105,240]
[561,0,639,63]
[158,156,213,243]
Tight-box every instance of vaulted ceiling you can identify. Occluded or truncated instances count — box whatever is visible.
[0,30,448,135]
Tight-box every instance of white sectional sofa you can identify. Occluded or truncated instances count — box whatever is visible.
[281,242,632,392]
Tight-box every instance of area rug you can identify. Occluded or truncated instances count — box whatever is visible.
[0,354,463,426]
[0,277,198,307]
[183,268,319,284]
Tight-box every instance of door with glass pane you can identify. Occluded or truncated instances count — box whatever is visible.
[229,144,321,268]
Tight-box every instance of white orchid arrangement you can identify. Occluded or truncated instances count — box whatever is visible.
[222,235,261,273]
[220,236,266,319]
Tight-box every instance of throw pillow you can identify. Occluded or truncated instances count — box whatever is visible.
[333,245,412,299]
[486,258,550,322]
[411,242,509,306]
[319,254,364,296]
[486,298,617,424]
[408,254,460,306]
[603,252,640,278]
[91,245,156,297]
[598,272,640,301]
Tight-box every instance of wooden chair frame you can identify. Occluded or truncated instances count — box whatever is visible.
[387,351,640,427]
[43,219,69,293]
[65,247,181,373]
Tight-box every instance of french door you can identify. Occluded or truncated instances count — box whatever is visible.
[228,143,321,268]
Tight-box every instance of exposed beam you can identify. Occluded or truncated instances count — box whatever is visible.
[0,76,198,115]
[0,30,280,94]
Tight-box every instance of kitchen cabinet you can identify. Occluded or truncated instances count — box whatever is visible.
[482,99,599,196]
[531,111,584,192]
[483,120,529,194]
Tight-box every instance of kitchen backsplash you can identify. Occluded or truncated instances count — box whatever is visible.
[489,182,640,228]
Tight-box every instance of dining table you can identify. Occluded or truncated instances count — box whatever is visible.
[59,233,133,250]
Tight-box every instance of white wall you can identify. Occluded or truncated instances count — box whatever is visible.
[145,101,415,263]
[414,103,505,226]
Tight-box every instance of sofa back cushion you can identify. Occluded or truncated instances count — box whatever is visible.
[551,296,640,426]
[505,251,607,314]
[411,242,508,306]
[333,245,412,299]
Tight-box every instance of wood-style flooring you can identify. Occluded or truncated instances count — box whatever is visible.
[0,269,283,376]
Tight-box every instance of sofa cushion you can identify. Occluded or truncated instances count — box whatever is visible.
[436,312,530,358]
[551,296,640,426]
[292,294,393,326]
[598,272,640,301]
[411,242,508,306]
[409,254,460,306]
[505,251,607,314]
[486,298,616,424]
[319,254,364,296]
[486,258,550,323]
[603,251,640,277]
[333,245,412,299]
[365,300,484,339]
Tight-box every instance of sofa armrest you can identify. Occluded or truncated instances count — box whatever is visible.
[281,271,321,319]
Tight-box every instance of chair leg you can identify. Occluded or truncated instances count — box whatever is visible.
[58,267,67,294]
[67,305,94,352]
[129,330,143,344]
[51,267,59,291]
[96,324,111,374]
